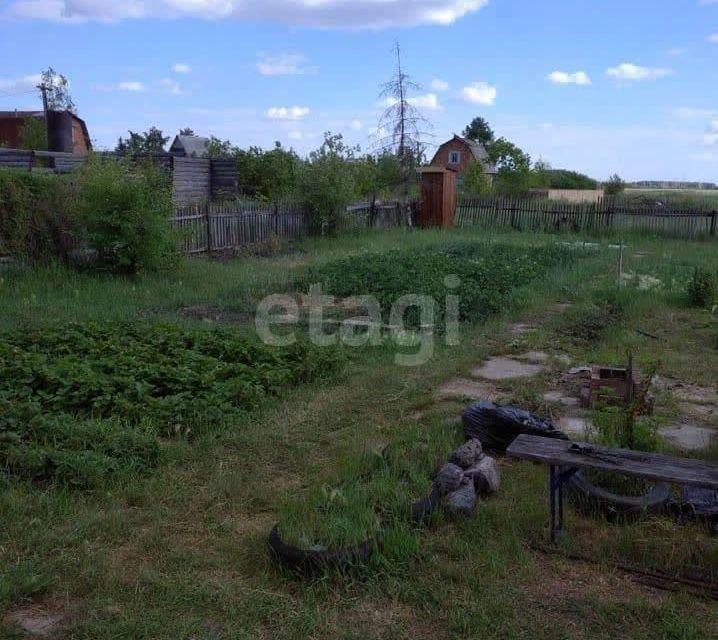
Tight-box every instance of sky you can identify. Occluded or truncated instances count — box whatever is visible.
[0,0,717,182]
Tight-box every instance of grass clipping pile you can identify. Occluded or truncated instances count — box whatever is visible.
[0,322,342,488]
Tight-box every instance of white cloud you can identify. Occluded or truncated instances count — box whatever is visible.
[704,120,718,145]
[349,119,363,130]
[430,78,450,92]
[266,106,310,120]
[606,63,672,81]
[172,63,191,73]
[674,107,717,119]
[546,70,591,86]
[256,53,315,76]
[383,93,442,110]
[7,0,490,28]
[459,82,497,106]
[0,73,42,93]
[709,34,718,43]
[158,78,184,95]
[116,81,145,92]
[288,130,303,140]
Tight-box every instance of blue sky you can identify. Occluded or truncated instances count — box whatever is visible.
[1,0,717,181]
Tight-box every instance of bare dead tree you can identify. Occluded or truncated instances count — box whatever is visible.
[374,42,432,201]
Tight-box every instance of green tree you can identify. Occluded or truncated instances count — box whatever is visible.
[235,142,301,201]
[462,117,495,147]
[179,127,195,136]
[207,136,235,158]
[462,159,491,196]
[297,132,357,234]
[41,67,75,112]
[115,127,169,155]
[605,173,626,196]
[18,117,48,151]
[488,137,533,195]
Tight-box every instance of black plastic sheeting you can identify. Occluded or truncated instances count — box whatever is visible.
[462,400,569,454]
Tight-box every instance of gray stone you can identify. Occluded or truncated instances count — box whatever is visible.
[434,463,464,495]
[465,456,500,496]
[471,357,544,381]
[543,390,580,407]
[557,415,592,441]
[444,478,477,515]
[437,378,499,401]
[659,423,716,451]
[450,438,484,469]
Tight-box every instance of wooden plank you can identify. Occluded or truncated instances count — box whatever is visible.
[507,434,718,489]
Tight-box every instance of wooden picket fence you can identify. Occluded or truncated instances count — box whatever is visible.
[172,201,308,254]
[456,196,718,239]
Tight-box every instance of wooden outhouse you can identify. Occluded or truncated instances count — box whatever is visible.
[417,166,457,228]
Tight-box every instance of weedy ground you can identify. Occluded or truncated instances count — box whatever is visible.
[1,228,717,639]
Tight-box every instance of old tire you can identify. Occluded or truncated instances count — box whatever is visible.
[268,525,376,574]
[566,470,670,520]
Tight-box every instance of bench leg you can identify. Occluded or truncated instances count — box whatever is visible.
[549,465,565,543]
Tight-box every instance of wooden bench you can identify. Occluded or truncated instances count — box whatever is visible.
[507,434,718,542]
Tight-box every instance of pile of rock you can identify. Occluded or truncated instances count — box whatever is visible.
[433,439,500,515]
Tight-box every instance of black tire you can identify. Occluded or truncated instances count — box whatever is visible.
[268,525,376,574]
[410,483,441,524]
[566,469,670,520]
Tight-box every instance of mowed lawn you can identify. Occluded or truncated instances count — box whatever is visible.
[1,228,717,639]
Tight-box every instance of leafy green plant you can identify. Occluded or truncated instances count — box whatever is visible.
[0,322,343,487]
[687,266,716,308]
[300,242,575,329]
[76,156,178,274]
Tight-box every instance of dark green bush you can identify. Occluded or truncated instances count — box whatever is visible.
[0,169,78,260]
[687,266,716,308]
[0,322,343,487]
[76,157,178,273]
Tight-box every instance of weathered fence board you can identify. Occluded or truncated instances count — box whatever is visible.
[172,201,308,253]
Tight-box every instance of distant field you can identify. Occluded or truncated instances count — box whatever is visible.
[623,188,718,209]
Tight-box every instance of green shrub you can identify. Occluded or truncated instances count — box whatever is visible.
[462,160,491,196]
[592,405,659,452]
[76,157,178,273]
[0,322,343,487]
[687,266,716,308]
[296,133,356,235]
[0,169,78,260]
[18,117,48,151]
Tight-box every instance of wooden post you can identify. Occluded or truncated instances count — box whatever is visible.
[205,202,212,254]
[274,201,279,236]
[711,211,717,237]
